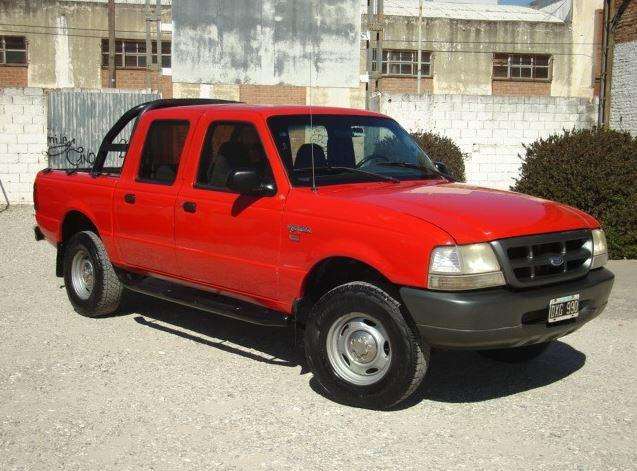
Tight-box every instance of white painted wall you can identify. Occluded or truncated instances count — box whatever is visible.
[0,88,48,204]
[609,41,637,137]
[382,93,598,190]
[54,15,75,89]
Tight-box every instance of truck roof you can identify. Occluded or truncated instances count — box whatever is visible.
[93,99,389,174]
[148,103,387,119]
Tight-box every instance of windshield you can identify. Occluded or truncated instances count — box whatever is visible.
[267,115,441,187]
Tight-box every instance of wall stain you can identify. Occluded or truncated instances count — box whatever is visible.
[173,0,360,87]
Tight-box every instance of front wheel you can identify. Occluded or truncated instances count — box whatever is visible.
[478,342,552,363]
[304,282,429,409]
[63,231,124,317]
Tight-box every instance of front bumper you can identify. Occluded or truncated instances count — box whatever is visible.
[400,268,614,350]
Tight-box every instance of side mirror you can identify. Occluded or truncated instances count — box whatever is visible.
[226,169,275,196]
[434,161,454,180]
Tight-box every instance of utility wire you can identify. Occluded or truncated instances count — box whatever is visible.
[0,21,602,46]
[0,29,145,40]
[0,28,597,56]
[0,22,163,35]
[378,38,602,46]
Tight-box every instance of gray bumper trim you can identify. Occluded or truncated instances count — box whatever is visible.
[399,268,614,350]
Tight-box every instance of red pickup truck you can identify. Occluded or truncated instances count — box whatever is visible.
[34,99,614,409]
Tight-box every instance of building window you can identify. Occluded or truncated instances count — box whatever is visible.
[372,49,432,77]
[0,36,27,65]
[101,39,171,69]
[493,53,551,81]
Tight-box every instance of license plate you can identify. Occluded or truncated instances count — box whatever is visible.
[548,294,579,323]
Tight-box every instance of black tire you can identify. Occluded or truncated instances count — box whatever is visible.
[63,231,123,317]
[304,281,429,409]
[479,342,552,363]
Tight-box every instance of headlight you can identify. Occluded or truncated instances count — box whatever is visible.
[428,243,505,291]
[590,229,608,269]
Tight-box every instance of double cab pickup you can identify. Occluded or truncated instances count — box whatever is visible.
[34,99,614,409]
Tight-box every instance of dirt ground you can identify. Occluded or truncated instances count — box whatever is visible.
[1,206,636,470]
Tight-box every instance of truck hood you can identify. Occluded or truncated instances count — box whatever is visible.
[321,181,597,244]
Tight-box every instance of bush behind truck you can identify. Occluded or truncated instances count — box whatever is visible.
[513,127,637,260]
[34,100,614,409]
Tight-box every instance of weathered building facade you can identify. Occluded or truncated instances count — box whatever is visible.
[0,0,172,96]
[171,0,365,107]
[364,0,603,100]
[0,0,606,106]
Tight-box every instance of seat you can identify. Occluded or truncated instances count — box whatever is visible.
[154,164,176,183]
[328,134,355,167]
[208,141,250,187]
[295,143,327,170]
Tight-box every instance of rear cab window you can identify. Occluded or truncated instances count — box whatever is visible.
[137,120,190,185]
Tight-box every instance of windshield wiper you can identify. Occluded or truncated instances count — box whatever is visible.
[324,166,400,183]
[296,166,399,183]
[377,162,443,178]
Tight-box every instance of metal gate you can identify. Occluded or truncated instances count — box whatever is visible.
[46,89,159,169]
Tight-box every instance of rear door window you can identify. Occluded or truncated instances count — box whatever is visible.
[138,120,190,185]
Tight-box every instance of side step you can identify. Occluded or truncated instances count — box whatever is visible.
[123,276,291,327]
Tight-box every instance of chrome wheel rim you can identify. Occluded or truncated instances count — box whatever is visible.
[71,249,94,300]
[326,313,391,386]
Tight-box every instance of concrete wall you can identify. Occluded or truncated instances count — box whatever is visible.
[609,41,637,137]
[569,0,604,98]
[0,0,171,91]
[0,88,48,204]
[608,0,637,137]
[381,93,597,189]
[172,0,361,89]
[364,0,602,98]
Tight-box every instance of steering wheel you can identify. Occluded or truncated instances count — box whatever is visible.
[355,154,389,168]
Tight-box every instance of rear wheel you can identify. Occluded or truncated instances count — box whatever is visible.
[479,342,551,363]
[304,282,429,409]
[63,231,123,317]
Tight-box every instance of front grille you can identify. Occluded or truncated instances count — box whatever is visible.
[491,230,592,288]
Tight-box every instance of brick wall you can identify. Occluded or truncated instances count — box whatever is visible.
[0,66,28,88]
[239,84,306,105]
[379,77,433,95]
[0,88,47,204]
[382,93,597,190]
[492,80,551,96]
[100,69,173,98]
[614,0,637,44]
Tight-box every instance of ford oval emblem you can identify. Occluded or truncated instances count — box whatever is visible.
[549,255,564,267]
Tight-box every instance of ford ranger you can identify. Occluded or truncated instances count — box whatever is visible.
[34,99,614,409]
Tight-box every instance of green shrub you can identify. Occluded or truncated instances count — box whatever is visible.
[411,131,467,181]
[512,127,637,259]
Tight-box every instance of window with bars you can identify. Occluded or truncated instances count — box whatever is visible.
[492,53,551,81]
[372,49,432,77]
[0,36,27,65]
[101,39,171,69]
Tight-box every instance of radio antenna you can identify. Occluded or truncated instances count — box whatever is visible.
[309,0,317,192]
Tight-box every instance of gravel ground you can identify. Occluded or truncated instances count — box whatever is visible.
[1,205,636,470]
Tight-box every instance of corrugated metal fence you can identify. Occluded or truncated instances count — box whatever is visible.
[47,89,159,168]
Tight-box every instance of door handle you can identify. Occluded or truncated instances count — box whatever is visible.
[182,201,197,213]
[124,193,136,204]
